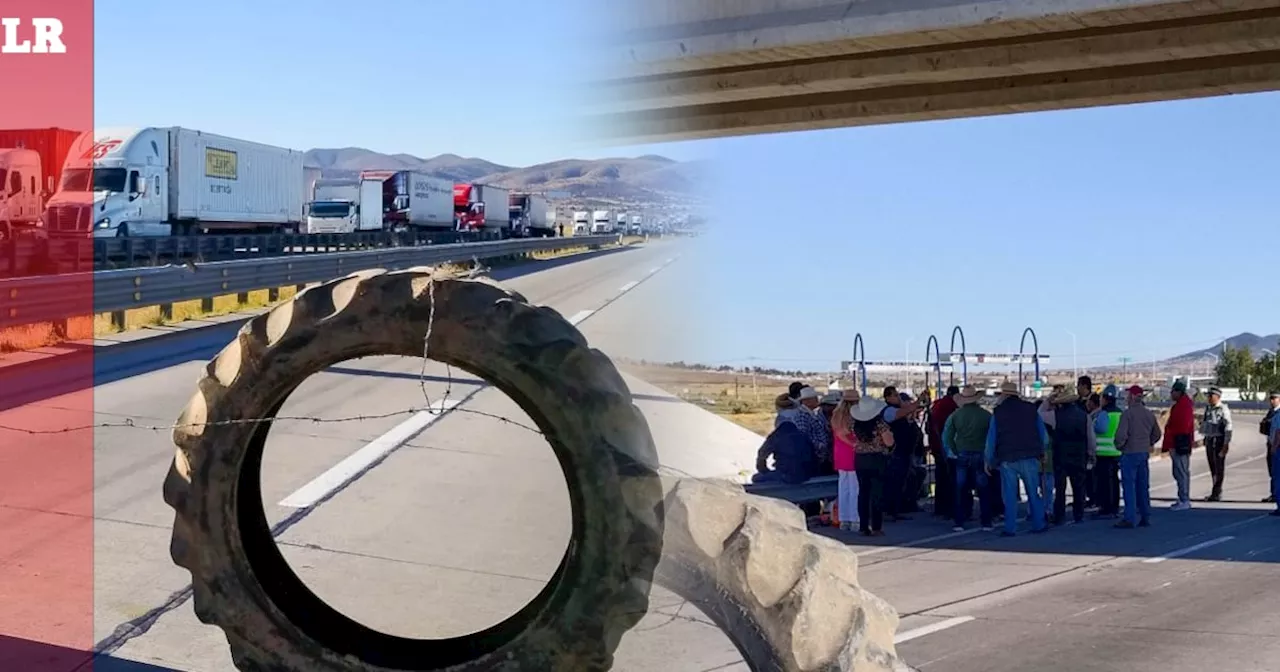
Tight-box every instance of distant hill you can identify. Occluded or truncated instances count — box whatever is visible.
[1171,332,1280,361]
[303,147,702,201]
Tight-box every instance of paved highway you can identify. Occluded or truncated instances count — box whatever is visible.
[6,239,767,672]
[4,236,1277,671]
[847,433,1279,672]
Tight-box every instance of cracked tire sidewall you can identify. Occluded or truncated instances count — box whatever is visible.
[162,268,664,671]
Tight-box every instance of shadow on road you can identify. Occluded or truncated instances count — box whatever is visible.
[0,633,181,672]
[812,504,1279,564]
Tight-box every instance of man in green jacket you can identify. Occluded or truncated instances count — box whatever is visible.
[942,385,994,532]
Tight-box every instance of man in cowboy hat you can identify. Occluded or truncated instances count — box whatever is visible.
[1200,385,1234,502]
[1046,386,1095,526]
[1113,385,1162,528]
[798,386,834,469]
[942,384,993,531]
[983,381,1049,536]
[755,394,817,484]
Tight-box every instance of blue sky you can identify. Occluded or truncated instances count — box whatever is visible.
[664,93,1280,373]
[93,4,1277,373]
[92,0,689,167]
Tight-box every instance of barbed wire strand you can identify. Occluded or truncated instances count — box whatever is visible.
[0,258,723,484]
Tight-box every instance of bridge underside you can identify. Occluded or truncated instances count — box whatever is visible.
[589,1,1280,144]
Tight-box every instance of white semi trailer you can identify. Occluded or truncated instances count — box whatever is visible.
[47,127,307,237]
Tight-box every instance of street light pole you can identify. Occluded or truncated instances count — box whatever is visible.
[905,338,913,393]
[1066,330,1078,380]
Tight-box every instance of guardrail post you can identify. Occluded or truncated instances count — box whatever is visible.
[201,297,214,313]
[268,288,279,302]
[160,303,174,321]
[236,292,249,304]
[110,310,126,330]
[295,284,305,293]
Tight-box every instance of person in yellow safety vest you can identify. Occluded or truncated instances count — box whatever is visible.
[1091,384,1124,519]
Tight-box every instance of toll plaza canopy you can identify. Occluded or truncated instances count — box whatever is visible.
[587,0,1280,143]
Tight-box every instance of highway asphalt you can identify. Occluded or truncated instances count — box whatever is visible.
[4,236,1277,672]
[5,239,771,671]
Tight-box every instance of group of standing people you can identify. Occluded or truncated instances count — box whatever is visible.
[756,373,1280,538]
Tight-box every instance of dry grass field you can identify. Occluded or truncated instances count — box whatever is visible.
[614,360,829,436]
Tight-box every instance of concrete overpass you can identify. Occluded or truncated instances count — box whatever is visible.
[588,0,1280,143]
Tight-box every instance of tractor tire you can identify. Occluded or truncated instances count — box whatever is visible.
[162,267,665,671]
[654,479,918,672]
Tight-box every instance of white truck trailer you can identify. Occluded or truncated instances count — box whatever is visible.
[572,210,590,234]
[46,127,306,237]
[358,170,454,232]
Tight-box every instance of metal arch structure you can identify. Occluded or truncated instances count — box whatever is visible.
[924,335,943,395]
[949,325,967,386]
[852,333,867,396]
[1018,327,1041,388]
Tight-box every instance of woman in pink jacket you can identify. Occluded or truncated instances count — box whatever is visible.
[831,388,861,531]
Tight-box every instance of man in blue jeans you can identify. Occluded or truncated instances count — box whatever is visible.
[1113,385,1162,528]
[984,381,1048,537]
[943,385,994,531]
[1268,391,1280,516]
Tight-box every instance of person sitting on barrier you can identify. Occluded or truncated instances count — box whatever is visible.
[852,394,895,537]
[1113,385,1161,529]
[984,381,1049,537]
[754,394,817,485]
[1046,388,1094,525]
[942,385,992,532]
[830,388,862,531]
[797,386,833,468]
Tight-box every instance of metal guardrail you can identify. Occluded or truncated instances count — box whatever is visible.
[0,229,550,275]
[0,235,620,330]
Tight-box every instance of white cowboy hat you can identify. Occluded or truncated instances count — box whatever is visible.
[850,396,887,422]
[955,385,982,405]
[998,381,1020,397]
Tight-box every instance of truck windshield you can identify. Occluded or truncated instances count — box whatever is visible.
[60,168,127,192]
[309,201,352,218]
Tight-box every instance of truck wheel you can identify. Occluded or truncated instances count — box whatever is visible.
[162,268,664,671]
[654,479,917,672]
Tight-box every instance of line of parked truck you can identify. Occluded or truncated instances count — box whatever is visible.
[0,126,582,240]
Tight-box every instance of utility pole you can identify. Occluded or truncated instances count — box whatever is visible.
[1119,357,1132,382]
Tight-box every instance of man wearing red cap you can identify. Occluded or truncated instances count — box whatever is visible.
[1113,385,1162,528]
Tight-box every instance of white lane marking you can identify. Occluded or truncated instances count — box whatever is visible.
[894,616,975,644]
[618,281,639,294]
[1142,535,1235,564]
[567,310,595,326]
[858,528,980,557]
[279,399,461,508]
[1151,452,1266,491]
[647,267,660,275]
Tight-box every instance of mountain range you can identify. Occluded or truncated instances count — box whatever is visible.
[1170,332,1280,361]
[303,148,704,202]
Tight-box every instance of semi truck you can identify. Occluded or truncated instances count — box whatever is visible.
[591,209,613,234]
[45,127,307,237]
[508,193,554,237]
[454,183,511,235]
[0,127,82,238]
[628,213,644,235]
[358,170,454,232]
[572,210,589,234]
